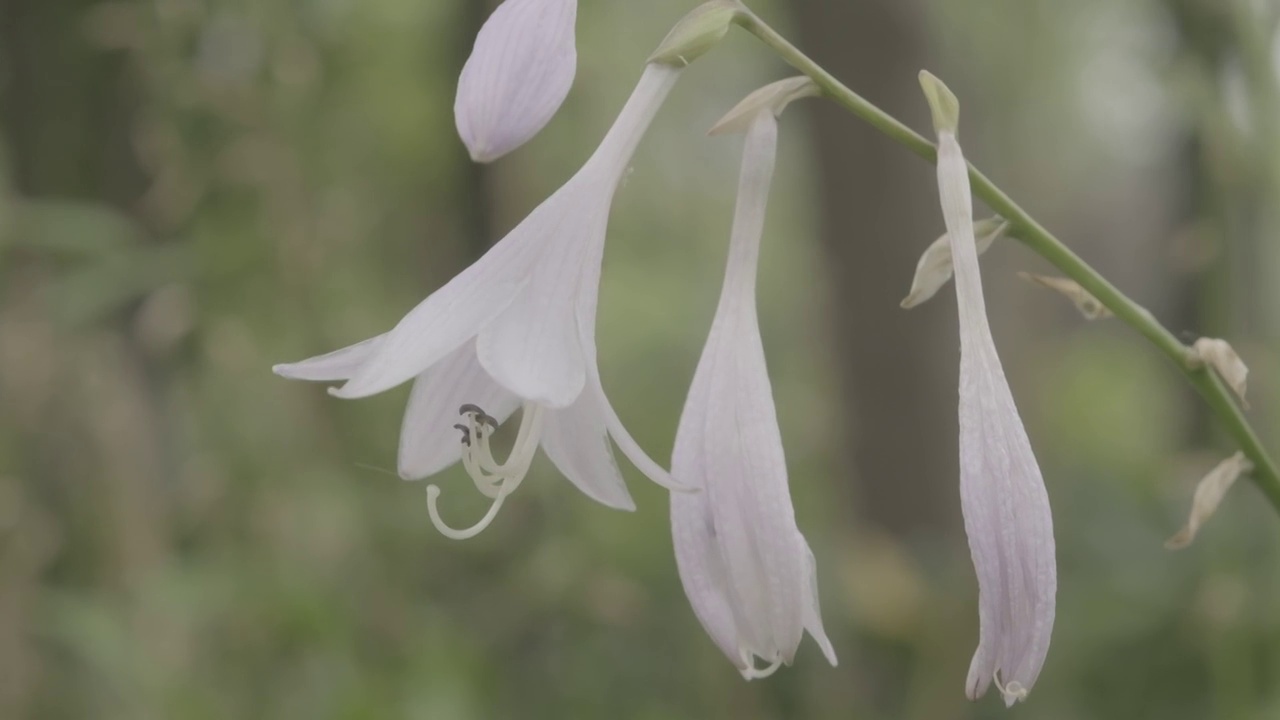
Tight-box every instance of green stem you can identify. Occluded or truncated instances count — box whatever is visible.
[732,7,1280,514]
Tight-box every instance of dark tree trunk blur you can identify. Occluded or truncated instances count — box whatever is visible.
[789,0,959,541]
[1,0,163,714]
[452,0,497,260]
[1163,0,1241,445]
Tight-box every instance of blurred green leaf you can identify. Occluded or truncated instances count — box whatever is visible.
[6,198,144,259]
[42,243,194,326]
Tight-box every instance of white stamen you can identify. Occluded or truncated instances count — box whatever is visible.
[463,403,545,485]
[426,483,510,540]
[993,670,1029,703]
[460,451,506,499]
[740,655,784,681]
[426,402,548,539]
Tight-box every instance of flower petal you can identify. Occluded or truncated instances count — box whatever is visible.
[800,538,838,666]
[475,208,595,409]
[332,237,532,400]
[670,489,747,669]
[939,132,1056,704]
[475,65,683,409]
[539,392,636,511]
[572,261,690,492]
[398,341,520,480]
[702,114,807,662]
[957,356,1055,705]
[701,311,806,663]
[273,334,384,382]
[455,0,577,162]
[670,338,748,669]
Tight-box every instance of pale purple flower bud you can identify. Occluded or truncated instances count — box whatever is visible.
[935,129,1057,706]
[670,109,836,679]
[455,0,577,162]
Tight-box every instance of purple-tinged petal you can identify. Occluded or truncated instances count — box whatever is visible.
[273,334,385,382]
[670,111,834,676]
[455,0,577,162]
[937,131,1056,706]
[398,341,520,480]
[539,390,635,511]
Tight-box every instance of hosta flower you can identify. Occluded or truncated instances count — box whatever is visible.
[670,84,836,679]
[277,63,686,539]
[921,72,1056,705]
[455,0,577,162]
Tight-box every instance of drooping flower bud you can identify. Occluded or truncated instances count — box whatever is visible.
[671,84,835,680]
[921,70,1056,707]
[454,0,578,163]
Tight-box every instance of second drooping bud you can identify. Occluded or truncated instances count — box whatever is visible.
[670,77,836,680]
[919,70,1057,707]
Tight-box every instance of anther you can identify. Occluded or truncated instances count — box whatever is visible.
[453,423,472,447]
[458,404,498,428]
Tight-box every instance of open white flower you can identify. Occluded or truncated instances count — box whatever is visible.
[455,0,577,162]
[670,92,836,679]
[277,63,687,539]
[922,72,1056,706]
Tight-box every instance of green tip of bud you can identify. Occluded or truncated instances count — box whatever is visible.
[648,1,741,67]
[709,76,819,135]
[918,70,960,135]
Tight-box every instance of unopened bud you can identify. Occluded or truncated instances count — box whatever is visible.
[1166,453,1252,550]
[455,0,578,162]
[1018,274,1113,320]
[1191,337,1249,407]
[649,1,740,67]
[709,76,819,135]
[901,218,1005,309]
[919,70,960,136]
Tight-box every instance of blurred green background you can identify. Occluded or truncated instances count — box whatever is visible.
[2,0,1280,717]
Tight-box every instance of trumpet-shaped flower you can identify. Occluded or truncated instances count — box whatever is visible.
[277,63,686,539]
[923,73,1056,706]
[670,104,836,679]
[455,0,577,162]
